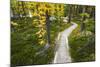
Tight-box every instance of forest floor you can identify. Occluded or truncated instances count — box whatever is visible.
[53,22,78,63]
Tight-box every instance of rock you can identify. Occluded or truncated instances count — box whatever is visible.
[49,16,56,21]
[62,16,69,23]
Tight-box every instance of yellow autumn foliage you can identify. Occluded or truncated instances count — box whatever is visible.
[29,2,64,45]
[11,21,18,26]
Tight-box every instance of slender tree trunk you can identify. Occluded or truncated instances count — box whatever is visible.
[81,7,86,32]
[68,4,72,23]
[17,1,21,19]
[46,11,50,45]
[11,8,14,18]
[76,5,79,17]
[21,1,26,17]
[92,7,95,21]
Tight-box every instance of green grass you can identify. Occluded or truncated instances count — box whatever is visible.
[68,19,95,62]
[11,17,71,66]
[11,17,95,66]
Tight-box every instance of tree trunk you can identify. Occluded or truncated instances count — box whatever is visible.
[68,4,72,23]
[46,11,50,45]
[80,7,86,32]
[21,1,26,17]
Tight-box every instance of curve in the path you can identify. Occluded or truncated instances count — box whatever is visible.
[53,22,78,64]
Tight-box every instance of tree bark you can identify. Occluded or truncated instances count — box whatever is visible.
[68,4,72,23]
[80,7,86,32]
[46,11,50,45]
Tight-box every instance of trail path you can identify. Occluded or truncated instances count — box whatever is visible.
[53,22,78,63]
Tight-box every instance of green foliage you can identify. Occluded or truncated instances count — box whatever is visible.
[11,18,53,66]
[69,18,95,62]
[69,34,95,62]
[11,17,72,66]
[86,19,95,33]
[11,1,95,66]
[80,13,90,18]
